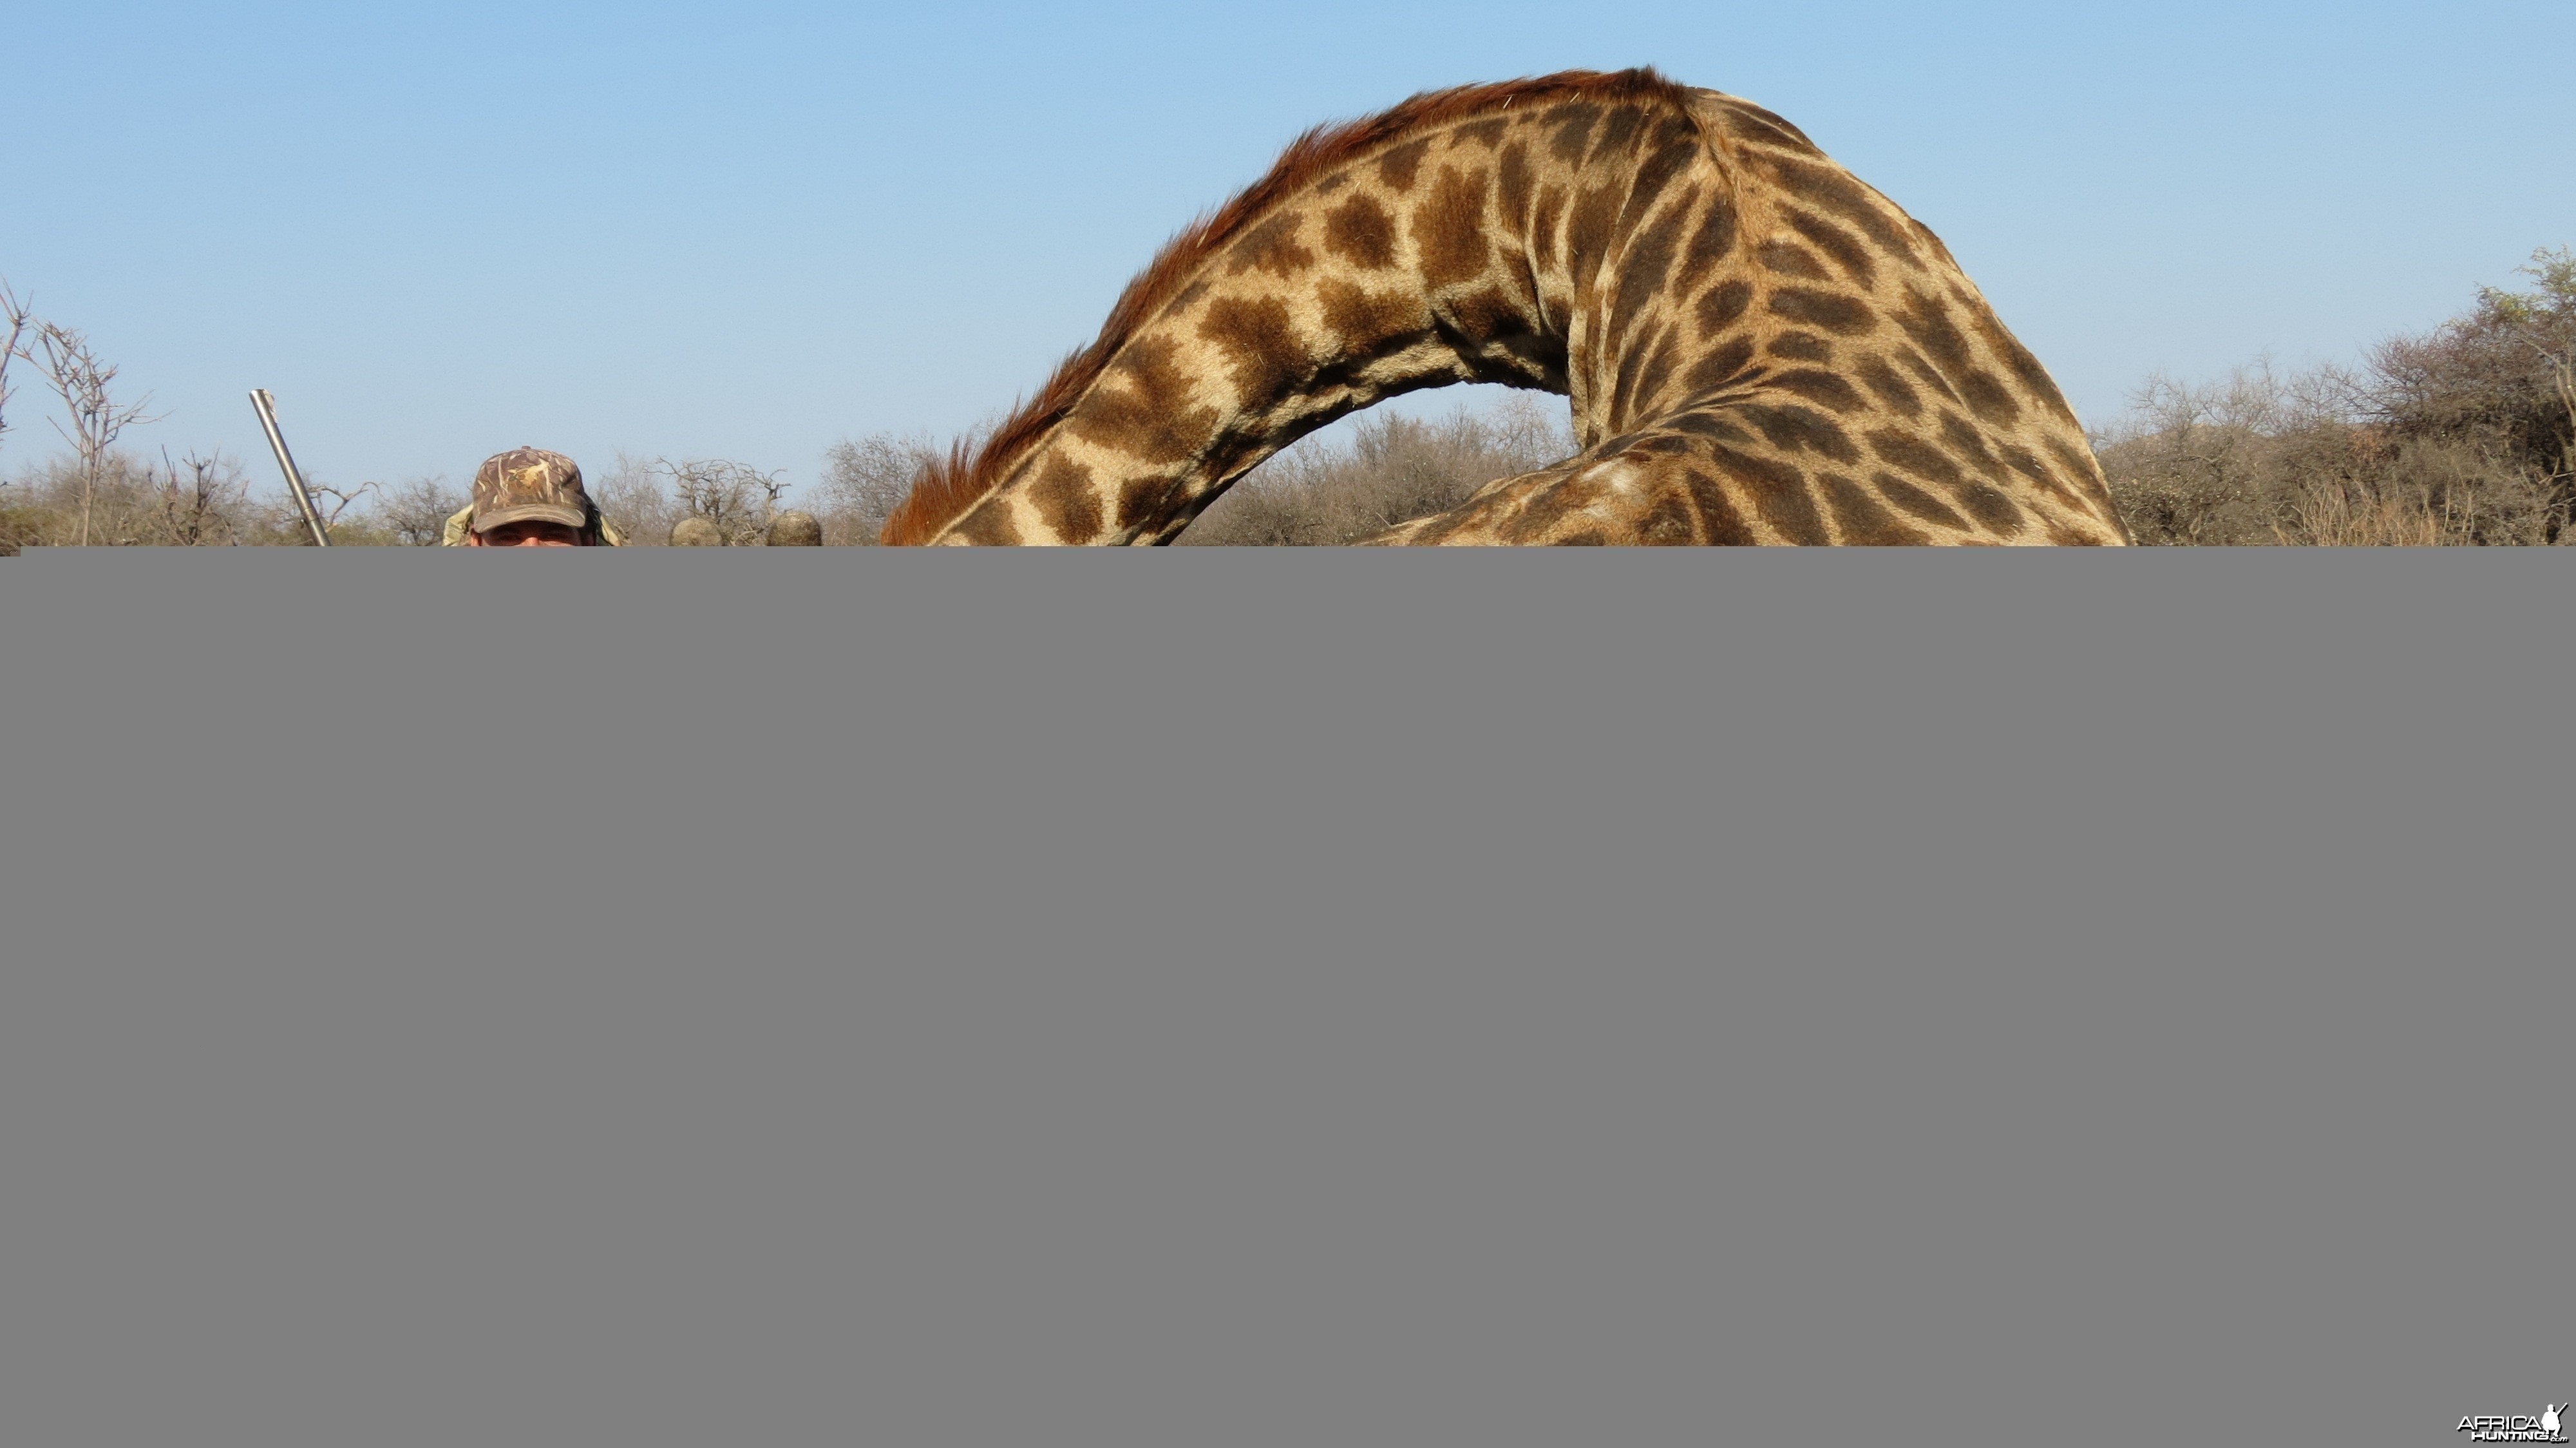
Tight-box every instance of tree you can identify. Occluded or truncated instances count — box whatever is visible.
[31,321,164,546]
[377,476,469,546]
[816,432,943,544]
[2372,246,2576,473]
[0,280,32,459]
[147,449,251,546]
[651,457,791,544]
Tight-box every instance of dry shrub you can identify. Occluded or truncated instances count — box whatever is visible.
[2099,249,2576,546]
[813,432,944,545]
[375,476,469,547]
[0,451,312,548]
[587,453,680,546]
[1180,394,1574,545]
[2098,374,2569,547]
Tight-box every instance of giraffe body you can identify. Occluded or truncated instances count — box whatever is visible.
[884,70,2130,547]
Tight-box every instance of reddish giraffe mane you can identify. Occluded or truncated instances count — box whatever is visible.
[878,66,1694,545]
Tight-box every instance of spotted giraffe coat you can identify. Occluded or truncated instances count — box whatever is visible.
[885,68,2130,547]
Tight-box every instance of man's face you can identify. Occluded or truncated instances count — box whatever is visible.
[470,520,585,547]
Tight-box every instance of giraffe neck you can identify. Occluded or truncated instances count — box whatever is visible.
[887,71,1711,546]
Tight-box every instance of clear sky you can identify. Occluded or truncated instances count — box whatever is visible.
[5,1,2571,495]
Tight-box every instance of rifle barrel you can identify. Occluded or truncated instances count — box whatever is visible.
[248,389,331,547]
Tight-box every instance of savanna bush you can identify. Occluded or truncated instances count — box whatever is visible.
[2098,248,2576,546]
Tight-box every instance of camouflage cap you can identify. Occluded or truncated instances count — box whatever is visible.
[471,447,593,535]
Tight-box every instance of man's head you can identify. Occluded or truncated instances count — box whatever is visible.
[467,447,600,546]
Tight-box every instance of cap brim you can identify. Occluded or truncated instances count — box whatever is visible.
[473,504,587,534]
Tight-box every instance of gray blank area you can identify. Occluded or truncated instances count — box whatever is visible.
[3,549,2568,1448]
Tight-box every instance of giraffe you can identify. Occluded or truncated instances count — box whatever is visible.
[882,68,2130,547]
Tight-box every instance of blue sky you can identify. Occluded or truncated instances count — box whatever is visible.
[5,1,2571,495]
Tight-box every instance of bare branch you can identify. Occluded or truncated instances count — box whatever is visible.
[649,457,790,544]
[149,446,251,546]
[0,279,33,457]
[31,321,167,545]
[306,481,376,531]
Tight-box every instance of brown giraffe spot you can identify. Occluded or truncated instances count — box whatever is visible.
[1451,117,1508,149]
[1499,494,1567,544]
[1678,188,1739,276]
[1463,483,1526,521]
[2042,515,2103,546]
[1869,470,1973,531]
[1414,165,1494,290]
[1866,428,1967,488]
[1603,315,1659,422]
[1768,368,1869,414]
[1768,333,1835,363]
[1683,337,1758,395]
[1449,285,1538,348]
[1937,412,2003,472]
[1590,103,1648,162]
[1637,486,1697,544]
[1756,153,1915,256]
[1781,207,1877,289]
[1198,294,1307,403]
[1202,414,1308,484]
[951,495,1021,545]
[1681,469,1758,544]
[1977,313,2076,415]
[1162,279,1209,317]
[1116,474,1189,533]
[1556,530,1609,546]
[1738,402,1861,463]
[1229,211,1316,279]
[1668,411,1756,446]
[1563,181,1624,289]
[1766,286,1875,336]
[1853,356,1924,417]
[1377,138,1431,192]
[1896,346,1967,405]
[1616,140,1701,242]
[1955,482,2027,537]
[1495,141,1534,223]
[1695,278,1754,338]
[1316,278,1420,347]
[1323,194,1397,270]
[1708,443,1826,542]
[1817,472,1931,546]
[1998,441,2078,506]
[1483,227,1543,311]
[2046,439,2104,490]
[1958,370,2023,425]
[1546,102,1602,162]
[1721,100,1817,151]
[1068,335,1218,464]
[1028,454,1101,540]
[1754,237,1832,281]
[1610,197,1692,348]
[1312,172,1351,195]
[1624,325,1684,419]
[1894,287,1976,375]
[1530,184,1567,270]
